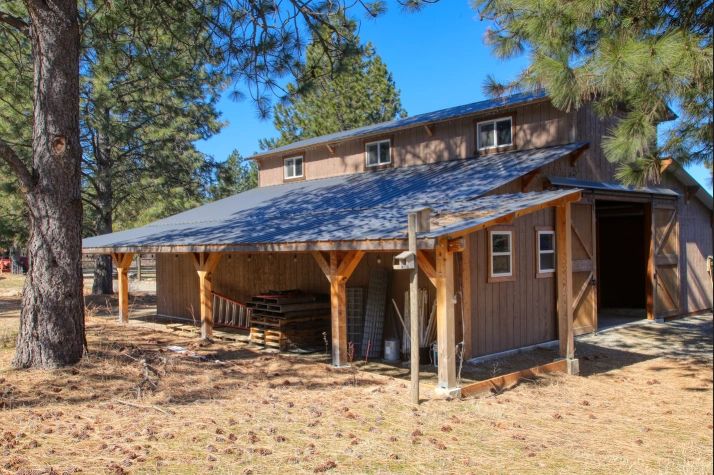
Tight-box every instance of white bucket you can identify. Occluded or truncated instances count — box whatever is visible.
[384,338,400,362]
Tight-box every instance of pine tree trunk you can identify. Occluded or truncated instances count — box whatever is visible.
[91,122,114,295]
[13,0,85,368]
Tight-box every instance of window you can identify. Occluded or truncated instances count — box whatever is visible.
[489,230,513,280]
[284,156,303,179]
[536,228,555,276]
[365,139,391,167]
[477,117,512,151]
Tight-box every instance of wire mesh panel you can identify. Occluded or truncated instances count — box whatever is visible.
[361,268,389,358]
[347,287,365,356]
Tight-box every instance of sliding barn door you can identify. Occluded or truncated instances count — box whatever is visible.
[651,202,680,318]
[571,202,597,334]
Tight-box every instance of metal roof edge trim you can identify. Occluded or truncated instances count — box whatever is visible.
[546,175,680,198]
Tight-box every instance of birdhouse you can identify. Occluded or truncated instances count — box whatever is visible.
[393,250,416,270]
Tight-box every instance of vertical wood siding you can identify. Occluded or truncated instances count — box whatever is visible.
[257,100,575,186]
[465,208,557,357]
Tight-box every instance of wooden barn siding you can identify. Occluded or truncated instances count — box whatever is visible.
[464,208,557,357]
[662,177,714,314]
[156,253,200,320]
[156,252,441,345]
[257,101,576,186]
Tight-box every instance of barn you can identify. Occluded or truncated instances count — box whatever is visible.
[83,92,714,396]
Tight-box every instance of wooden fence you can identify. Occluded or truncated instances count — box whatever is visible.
[82,254,157,280]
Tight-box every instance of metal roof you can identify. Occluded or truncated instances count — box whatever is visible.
[83,143,586,252]
[546,176,680,197]
[252,90,548,159]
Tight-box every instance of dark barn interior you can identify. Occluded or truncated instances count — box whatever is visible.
[596,200,647,326]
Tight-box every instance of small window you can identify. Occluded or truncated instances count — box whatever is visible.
[477,117,512,151]
[537,229,555,276]
[365,139,391,167]
[489,230,513,279]
[284,156,303,179]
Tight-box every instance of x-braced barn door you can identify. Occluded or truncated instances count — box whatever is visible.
[650,202,680,319]
[571,201,597,334]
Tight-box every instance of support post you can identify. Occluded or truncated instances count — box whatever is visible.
[193,252,222,340]
[111,252,134,324]
[645,202,656,320]
[408,212,420,404]
[314,250,365,367]
[556,204,578,374]
[435,237,459,396]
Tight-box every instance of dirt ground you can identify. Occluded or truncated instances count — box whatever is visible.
[0,274,712,474]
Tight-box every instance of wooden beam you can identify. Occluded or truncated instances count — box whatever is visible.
[555,205,574,362]
[329,251,348,366]
[460,359,567,397]
[326,143,336,155]
[408,213,420,404]
[112,252,134,324]
[447,237,464,253]
[416,250,437,287]
[435,237,458,395]
[461,241,473,360]
[335,250,365,279]
[193,252,222,339]
[312,251,331,281]
[423,124,434,137]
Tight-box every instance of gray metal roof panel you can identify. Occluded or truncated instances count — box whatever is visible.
[547,176,680,197]
[253,90,548,159]
[83,143,585,250]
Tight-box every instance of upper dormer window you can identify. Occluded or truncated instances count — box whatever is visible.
[284,156,303,179]
[365,139,391,167]
[477,117,513,151]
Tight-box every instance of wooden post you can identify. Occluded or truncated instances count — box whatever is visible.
[556,204,577,374]
[313,250,365,366]
[644,202,656,320]
[111,252,134,324]
[136,253,142,281]
[435,237,458,396]
[461,238,473,360]
[193,252,222,339]
[408,212,420,404]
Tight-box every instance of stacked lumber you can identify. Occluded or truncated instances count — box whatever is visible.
[247,290,330,351]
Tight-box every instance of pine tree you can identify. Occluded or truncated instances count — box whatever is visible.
[210,150,258,200]
[81,1,224,294]
[472,0,713,185]
[261,15,406,149]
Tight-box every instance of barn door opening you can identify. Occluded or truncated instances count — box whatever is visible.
[596,201,647,328]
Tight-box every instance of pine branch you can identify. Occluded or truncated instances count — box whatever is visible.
[0,10,30,37]
[0,139,34,191]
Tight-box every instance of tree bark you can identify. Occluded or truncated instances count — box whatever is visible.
[91,118,114,295]
[12,0,85,368]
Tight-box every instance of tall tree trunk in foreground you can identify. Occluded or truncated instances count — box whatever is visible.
[12,0,85,368]
[91,125,114,295]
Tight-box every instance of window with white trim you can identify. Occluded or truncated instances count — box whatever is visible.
[477,117,512,151]
[365,139,391,167]
[490,230,513,278]
[283,156,303,179]
[537,229,555,274]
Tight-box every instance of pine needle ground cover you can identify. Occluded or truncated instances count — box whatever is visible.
[0,280,711,474]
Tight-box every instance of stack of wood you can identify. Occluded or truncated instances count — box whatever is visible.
[247,291,330,351]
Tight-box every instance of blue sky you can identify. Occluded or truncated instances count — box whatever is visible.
[196,0,712,193]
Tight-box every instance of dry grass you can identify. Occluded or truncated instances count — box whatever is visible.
[0,283,712,474]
